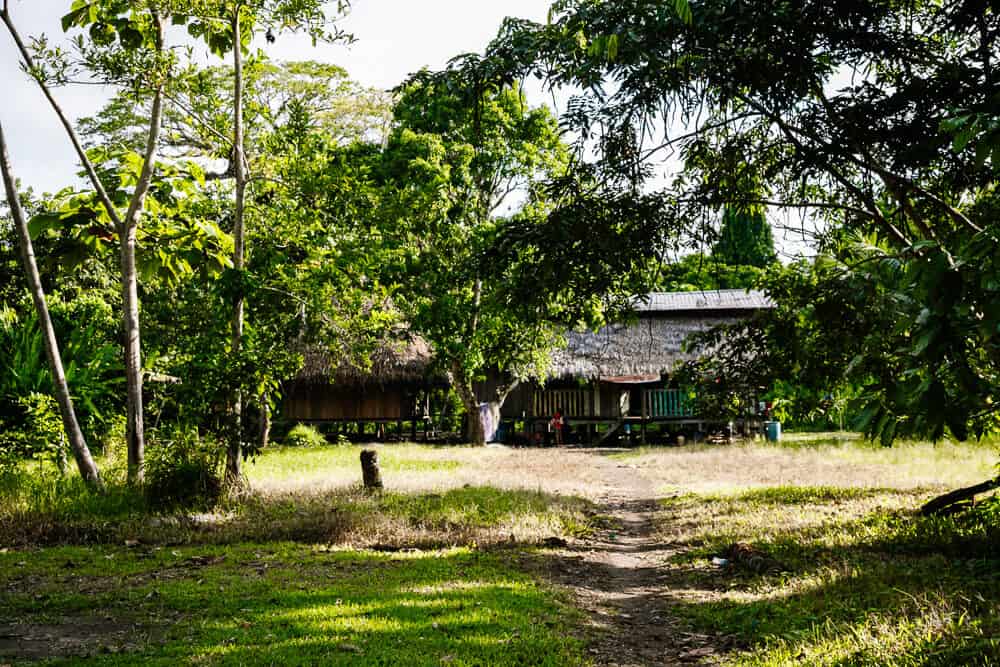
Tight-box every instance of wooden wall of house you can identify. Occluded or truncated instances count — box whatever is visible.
[283,384,415,421]
[495,381,630,419]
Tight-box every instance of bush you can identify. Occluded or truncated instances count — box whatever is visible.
[145,426,223,511]
[284,423,327,448]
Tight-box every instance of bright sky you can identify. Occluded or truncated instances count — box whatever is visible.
[2,1,813,256]
[1,0,552,194]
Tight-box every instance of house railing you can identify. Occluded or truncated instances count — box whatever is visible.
[642,389,694,419]
[533,389,592,417]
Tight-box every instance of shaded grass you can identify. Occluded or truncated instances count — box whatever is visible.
[0,543,586,665]
[654,484,1000,666]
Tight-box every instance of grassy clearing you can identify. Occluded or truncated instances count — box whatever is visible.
[0,543,586,665]
[653,483,1000,666]
[0,445,594,548]
[248,444,608,497]
[614,435,998,494]
[0,445,593,664]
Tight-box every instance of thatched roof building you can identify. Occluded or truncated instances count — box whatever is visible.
[284,330,442,423]
[282,289,773,424]
[293,332,437,388]
[548,289,773,382]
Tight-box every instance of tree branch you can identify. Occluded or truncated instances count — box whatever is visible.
[0,7,122,229]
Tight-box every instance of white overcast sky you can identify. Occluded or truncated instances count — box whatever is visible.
[2,0,552,195]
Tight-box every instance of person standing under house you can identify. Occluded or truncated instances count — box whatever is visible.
[551,407,564,446]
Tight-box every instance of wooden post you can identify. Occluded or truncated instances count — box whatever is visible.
[641,391,648,446]
[360,449,383,489]
[410,419,417,441]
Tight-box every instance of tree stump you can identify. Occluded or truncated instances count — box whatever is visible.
[360,449,383,489]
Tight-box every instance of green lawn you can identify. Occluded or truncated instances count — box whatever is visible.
[654,485,1000,666]
[0,446,593,664]
[2,436,999,665]
[0,543,584,666]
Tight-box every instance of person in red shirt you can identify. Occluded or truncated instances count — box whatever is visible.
[551,408,564,446]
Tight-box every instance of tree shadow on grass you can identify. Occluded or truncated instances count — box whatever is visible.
[521,487,1000,666]
[652,491,1000,665]
[0,547,586,666]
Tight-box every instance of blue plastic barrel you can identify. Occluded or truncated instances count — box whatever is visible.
[765,421,782,442]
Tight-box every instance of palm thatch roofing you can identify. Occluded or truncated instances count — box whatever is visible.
[290,289,772,388]
[293,331,438,388]
[548,289,773,381]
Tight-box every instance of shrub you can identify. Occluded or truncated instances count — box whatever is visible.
[284,423,327,448]
[145,426,223,511]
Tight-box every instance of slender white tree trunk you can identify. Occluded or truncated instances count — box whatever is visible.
[119,227,145,482]
[3,7,166,485]
[0,122,103,489]
[226,7,247,488]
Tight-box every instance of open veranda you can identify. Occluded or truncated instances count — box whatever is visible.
[1,433,998,666]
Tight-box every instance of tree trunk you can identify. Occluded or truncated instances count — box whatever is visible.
[226,8,248,489]
[119,78,165,486]
[0,122,103,490]
[450,363,519,446]
[451,366,485,446]
[120,228,145,484]
[360,449,383,489]
[259,399,271,450]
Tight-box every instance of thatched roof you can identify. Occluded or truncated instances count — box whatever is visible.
[290,289,772,387]
[548,290,772,381]
[293,331,437,388]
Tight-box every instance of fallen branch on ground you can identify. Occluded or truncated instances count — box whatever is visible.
[920,478,1000,516]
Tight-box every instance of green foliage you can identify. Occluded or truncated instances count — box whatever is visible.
[283,423,326,448]
[466,0,1000,445]
[656,252,765,291]
[10,393,66,465]
[0,294,121,446]
[308,75,573,443]
[144,426,223,511]
[713,206,776,268]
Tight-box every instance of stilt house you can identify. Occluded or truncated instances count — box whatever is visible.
[490,289,774,439]
[282,332,443,432]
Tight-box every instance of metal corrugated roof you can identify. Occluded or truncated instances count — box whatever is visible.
[633,289,774,312]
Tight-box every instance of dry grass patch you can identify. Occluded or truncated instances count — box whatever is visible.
[616,435,998,495]
[248,444,612,499]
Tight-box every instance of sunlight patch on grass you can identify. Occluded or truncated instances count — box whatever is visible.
[0,544,587,666]
[614,436,998,495]
[654,484,1000,666]
[247,444,610,498]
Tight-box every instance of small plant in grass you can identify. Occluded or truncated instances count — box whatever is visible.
[284,423,327,447]
[145,425,223,511]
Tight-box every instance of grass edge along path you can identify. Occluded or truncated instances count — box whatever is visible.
[653,484,1000,667]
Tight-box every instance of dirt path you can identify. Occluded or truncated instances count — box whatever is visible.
[530,449,722,666]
